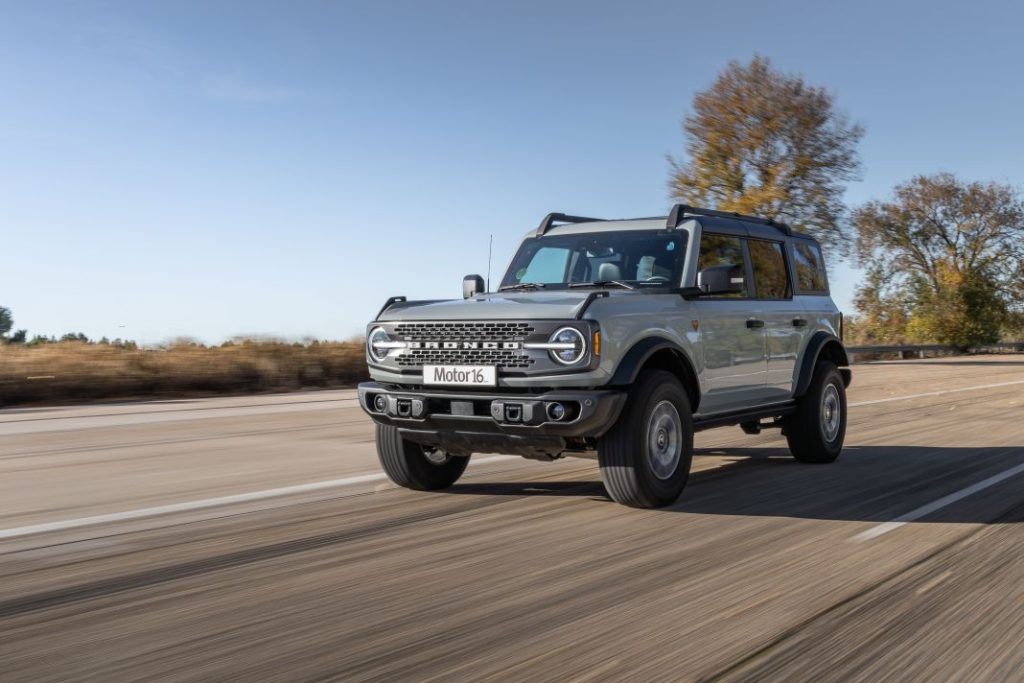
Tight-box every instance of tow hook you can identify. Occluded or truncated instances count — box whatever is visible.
[490,400,543,425]
[382,396,425,419]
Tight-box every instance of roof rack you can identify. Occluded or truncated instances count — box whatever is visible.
[535,212,604,237]
[665,204,792,236]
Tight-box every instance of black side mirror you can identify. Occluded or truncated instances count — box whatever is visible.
[463,274,485,299]
[697,264,744,296]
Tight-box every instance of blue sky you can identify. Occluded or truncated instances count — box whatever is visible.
[3,0,1023,344]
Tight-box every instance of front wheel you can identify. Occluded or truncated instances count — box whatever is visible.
[376,424,469,490]
[598,370,694,508]
[784,361,847,463]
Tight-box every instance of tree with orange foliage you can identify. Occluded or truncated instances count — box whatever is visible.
[669,56,863,248]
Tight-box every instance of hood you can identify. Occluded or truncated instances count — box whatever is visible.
[377,290,611,322]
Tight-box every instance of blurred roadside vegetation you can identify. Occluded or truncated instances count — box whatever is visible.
[0,322,366,406]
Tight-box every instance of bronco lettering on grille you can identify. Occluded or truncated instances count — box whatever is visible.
[408,341,521,350]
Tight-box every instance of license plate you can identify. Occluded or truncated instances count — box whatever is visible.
[423,365,496,386]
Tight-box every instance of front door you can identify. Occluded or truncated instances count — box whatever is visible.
[693,233,768,414]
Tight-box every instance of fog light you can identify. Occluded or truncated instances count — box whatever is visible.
[546,402,566,421]
[373,395,387,412]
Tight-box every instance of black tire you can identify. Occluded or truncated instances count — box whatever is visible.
[598,370,694,508]
[376,424,469,490]
[784,361,847,463]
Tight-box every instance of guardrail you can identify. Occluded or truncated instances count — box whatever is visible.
[847,341,1024,361]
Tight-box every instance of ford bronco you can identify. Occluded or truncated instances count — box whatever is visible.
[358,205,851,508]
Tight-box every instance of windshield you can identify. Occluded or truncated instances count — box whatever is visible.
[499,230,685,290]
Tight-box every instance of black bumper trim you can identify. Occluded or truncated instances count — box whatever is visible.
[357,382,626,439]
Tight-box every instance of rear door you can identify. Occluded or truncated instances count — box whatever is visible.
[747,238,805,401]
[790,237,838,333]
[693,233,768,414]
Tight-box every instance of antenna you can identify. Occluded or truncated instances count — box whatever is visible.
[486,234,493,292]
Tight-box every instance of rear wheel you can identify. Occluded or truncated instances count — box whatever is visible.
[598,370,694,508]
[376,424,469,490]
[784,361,847,463]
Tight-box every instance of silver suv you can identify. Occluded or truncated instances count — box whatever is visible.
[358,205,851,508]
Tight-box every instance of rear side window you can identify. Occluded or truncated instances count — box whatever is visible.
[697,233,749,298]
[792,241,828,294]
[748,240,790,299]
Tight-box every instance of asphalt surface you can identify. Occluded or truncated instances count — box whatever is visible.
[2,356,1024,682]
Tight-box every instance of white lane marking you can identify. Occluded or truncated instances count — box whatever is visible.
[0,399,362,436]
[0,455,521,540]
[849,379,1024,407]
[0,393,358,422]
[853,460,1024,542]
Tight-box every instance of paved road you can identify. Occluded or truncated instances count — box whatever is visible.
[2,356,1024,681]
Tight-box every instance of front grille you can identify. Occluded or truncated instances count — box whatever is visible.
[398,348,533,369]
[394,322,534,342]
[393,322,536,369]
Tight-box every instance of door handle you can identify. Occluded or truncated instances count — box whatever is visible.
[746,319,765,329]
[792,318,808,327]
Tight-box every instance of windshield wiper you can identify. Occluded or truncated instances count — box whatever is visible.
[568,280,637,290]
[498,282,547,292]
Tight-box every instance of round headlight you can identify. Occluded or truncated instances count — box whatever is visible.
[549,327,587,365]
[367,326,391,363]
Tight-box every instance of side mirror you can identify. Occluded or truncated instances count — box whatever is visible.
[463,274,486,299]
[697,264,744,296]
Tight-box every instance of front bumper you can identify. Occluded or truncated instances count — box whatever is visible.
[357,382,627,458]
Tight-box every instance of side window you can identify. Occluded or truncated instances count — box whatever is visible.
[697,233,748,298]
[792,241,828,294]
[748,240,791,299]
[517,247,570,284]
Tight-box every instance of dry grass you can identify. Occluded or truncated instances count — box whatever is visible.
[0,340,369,407]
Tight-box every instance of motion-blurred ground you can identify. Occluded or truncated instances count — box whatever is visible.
[2,356,1024,681]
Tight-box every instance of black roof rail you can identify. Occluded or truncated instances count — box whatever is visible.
[665,204,792,236]
[535,212,604,237]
